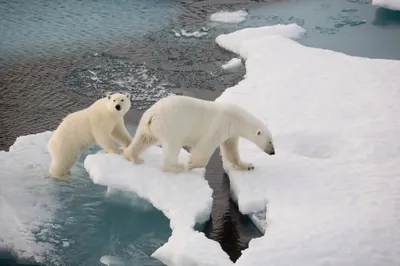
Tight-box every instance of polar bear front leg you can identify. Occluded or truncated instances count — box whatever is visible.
[94,131,121,154]
[220,137,254,171]
[161,143,185,173]
[112,120,132,149]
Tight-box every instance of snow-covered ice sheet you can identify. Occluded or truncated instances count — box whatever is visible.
[213,25,400,265]
[216,23,306,55]
[372,0,400,10]
[84,147,212,230]
[209,10,248,24]
[84,146,216,264]
[221,58,242,70]
[0,131,58,262]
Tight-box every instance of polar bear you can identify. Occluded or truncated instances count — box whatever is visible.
[48,92,132,178]
[123,95,275,173]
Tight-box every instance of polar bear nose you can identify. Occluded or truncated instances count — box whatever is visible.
[265,146,275,155]
[115,104,121,111]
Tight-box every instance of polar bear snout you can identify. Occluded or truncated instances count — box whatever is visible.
[115,104,121,111]
[264,143,275,155]
[265,147,275,155]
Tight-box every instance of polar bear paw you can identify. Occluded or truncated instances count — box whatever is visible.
[104,148,122,155]
[123,154,144,165]
[232,161,255,171]
[162,163,185,173]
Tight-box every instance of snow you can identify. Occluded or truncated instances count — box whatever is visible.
[210,10,248,24]
[84,146,215,263]
[372,0,400,10]
[84,147,212,230]
[152,228,232,266]
[216,23,306,55]
[212,25,400,266]
[0,131,58,263]
[221,58,242,70]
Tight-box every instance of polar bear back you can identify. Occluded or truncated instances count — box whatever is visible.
[141,95,261,147]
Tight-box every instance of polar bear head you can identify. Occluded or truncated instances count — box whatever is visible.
[106,92,131,116]
[253,126,275,155]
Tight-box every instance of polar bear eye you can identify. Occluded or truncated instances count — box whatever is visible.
[113,100,115,102]
[256,130,262,136]
[121,99,124,102]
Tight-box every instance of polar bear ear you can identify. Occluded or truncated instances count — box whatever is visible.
[105,91,112,100]
[125,93,131,100]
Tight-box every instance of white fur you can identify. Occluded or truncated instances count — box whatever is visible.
[123,95,275,173]
[48,93,132,179]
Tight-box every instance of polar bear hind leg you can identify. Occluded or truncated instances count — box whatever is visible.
[123,128,158,164]
[220,137,254,171]
[161,142,185,173]
[49,151,79,179]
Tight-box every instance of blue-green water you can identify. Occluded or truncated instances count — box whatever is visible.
[1,0,400,265]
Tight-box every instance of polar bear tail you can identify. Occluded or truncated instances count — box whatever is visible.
[141,111,155,135]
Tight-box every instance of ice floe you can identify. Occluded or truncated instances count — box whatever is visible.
[210,10,248,24]
[0,131,58,263]
[221,58,242,70]
[214,24,400,266]
[372,0,400,10]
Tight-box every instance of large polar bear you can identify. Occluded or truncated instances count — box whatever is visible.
[48,92,132,178]
[123,95,275,173]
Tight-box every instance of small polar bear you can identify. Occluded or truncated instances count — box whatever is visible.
[123,95,275,173]
[48,92,132,178]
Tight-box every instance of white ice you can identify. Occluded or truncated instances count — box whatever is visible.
[172,29,207,38]
[84,148,213,229]
[221,58,242,70]
[100,255,125,266]
[216,23,306,55]
[210,10,248,24]
[153,227,232,266]
[0,131,58,263]
[84,146,216,263]
[372,0,400,10]
[214,24,400,265]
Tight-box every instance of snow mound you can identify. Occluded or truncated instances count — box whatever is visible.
[372,0,400,10]
[214,26,400,265]
[0,131,58,262]
[221,58,242,70]
[210,10,248,24]
[84,147,213,230]
[216,23,306,55]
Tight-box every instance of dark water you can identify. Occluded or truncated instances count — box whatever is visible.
[1,0,400,265]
